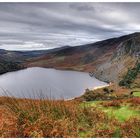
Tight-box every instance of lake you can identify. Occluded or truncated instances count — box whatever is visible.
[0,67,107,99]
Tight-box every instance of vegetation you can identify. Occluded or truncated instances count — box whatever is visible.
[81,53,95,64]
[0,60,23,74]
[119,62,140,88]
[82,87,131,101]
[83,99,140,122]
[83,98,140,137]
[133,91,140,97]
[0,95,140,138]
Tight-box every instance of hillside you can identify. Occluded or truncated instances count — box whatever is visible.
[25,32,140,83]
[1,32,140,84]
[0,33,140,138]
[0,96,140,138]
[0,58,23,75]
[0,47,67,73]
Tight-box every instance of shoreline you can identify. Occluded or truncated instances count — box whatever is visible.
[92,84,110,90]
[66,84,110,101]
[0,67,109,101]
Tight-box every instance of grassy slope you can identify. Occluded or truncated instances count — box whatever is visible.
[133,92,140,97]
[0,96,140,138]
[83,100,140,122]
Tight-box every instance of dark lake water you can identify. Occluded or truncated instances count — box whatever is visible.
[0,67,107,99]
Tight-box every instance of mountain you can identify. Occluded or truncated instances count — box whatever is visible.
[25,32,140,84]
[0,45,72,74]
[1,32,140,84]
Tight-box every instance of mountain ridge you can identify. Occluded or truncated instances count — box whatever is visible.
[25,32,140,84]
[0,32,140,84]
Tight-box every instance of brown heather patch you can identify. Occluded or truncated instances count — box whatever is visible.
[101,100,123,108]
[0,97,108,138]
[126,97,140,107]
[120,117,140,138]
[0,96,140,138]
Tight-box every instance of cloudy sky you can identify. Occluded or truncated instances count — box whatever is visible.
[0,3,140,50]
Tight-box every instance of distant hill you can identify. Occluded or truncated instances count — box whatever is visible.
[25,32,140,84]
[1,32,140,85]
[0,46,71,74]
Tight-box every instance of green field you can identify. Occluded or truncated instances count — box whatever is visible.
[104,105,140,121]
[133,91,140,97]
[82,100,140,122]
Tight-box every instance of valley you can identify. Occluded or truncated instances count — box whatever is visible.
[0,32,140,138]
[1,32,140,85]
[25,32,140,84]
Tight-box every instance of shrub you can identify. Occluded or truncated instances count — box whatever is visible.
[119,63,140,88]
[126,97,140,107]
[102,100,122,108]
[90,119,120,138]
[0,97,112,138]
[120,117,140,137]
[1,97,140,138]
[103,88,110,94]
[110,89,114,93]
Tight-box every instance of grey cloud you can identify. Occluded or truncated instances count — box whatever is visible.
[0,3,139,50]
[69,3,95,12]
